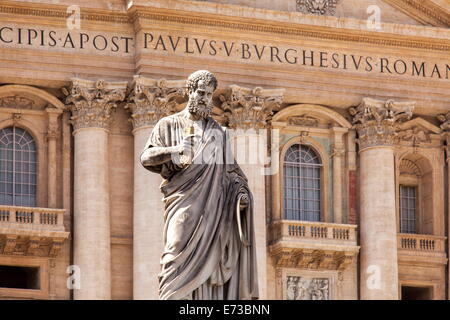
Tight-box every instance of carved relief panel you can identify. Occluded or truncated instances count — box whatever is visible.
[286,276,330,300]
[279,269,338,300]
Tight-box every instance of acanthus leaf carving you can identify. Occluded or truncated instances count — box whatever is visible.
[217,85,284,130]
[125,76,186,129]
[349,98,414,150]
[63,79,127,131]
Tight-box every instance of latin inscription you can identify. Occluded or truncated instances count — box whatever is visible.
[0,25,448,81]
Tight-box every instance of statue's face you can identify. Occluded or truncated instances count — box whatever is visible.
[188,79,214,118]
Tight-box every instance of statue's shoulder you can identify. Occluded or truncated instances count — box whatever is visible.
[155,112,184,128]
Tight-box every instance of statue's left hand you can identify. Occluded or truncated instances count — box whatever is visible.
[239,194,249,210]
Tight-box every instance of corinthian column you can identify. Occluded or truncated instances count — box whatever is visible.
[125,76,185,300]
[64,79,127,300]
[349,98,414,300]
[218,85,285,299]
[437,112,450,301]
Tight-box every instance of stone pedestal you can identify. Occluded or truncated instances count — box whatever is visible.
[350,97,414,300]
[65,78,126,299]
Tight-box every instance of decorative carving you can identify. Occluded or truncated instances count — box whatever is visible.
[330,146,345,158]
[288,115,319,127]
[63,79,127,131]
[349,98,414,150]
[0,95,35,109]
[299,131,310,142]
[3,235,18,254]
[26,237,41,256]
[125,76,186,129]
[399,159,421,177]
[437,112,450,131]
[296,0,341,16]
[286,276,330,300]
[437,113,450,160]
[271,247,356,271]
[12,113,22,123]
[218,85,284,130]
[47,123,59,140]
[397,126,430,147]
[49,239,65,258]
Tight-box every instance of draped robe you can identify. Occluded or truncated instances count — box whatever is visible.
[142,112,259,300]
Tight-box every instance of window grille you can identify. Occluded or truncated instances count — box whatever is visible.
[0,126,37,207]
[283,144,322,221]
[400,185,417,234]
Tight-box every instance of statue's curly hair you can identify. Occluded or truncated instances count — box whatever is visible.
[186,70,218,92]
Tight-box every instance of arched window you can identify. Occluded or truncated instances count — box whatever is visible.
[283,144,322,221]
[0,126,37,206]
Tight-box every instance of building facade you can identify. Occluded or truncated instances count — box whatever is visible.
[0,0,449,300]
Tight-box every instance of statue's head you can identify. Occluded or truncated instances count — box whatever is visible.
[186,70,218,119]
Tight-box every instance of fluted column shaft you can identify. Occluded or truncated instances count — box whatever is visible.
[65,79,126,300]
[350,98,414,300]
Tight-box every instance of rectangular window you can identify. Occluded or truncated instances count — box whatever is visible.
[0,265,40,289]
[400,185,417,234]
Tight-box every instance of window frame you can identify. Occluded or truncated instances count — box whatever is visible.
[0,125,38,207]
[279,137,329,223]
[399,184,418,234]
[283,143,322,222]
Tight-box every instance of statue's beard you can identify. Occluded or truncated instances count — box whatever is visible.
[188,100,211,119]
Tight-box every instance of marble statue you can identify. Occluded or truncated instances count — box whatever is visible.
[140,70,259,300]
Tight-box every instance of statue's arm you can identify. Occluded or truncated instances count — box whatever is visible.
[140,145,182,167]
[140,134,194,167]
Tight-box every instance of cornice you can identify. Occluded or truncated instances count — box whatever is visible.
[0,2,130,24]
[1,2,449,52]
[383,0,450,27]
[134,11,450,52]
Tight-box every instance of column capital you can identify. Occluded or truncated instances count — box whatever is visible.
[437,112,450,161]
[218,85,284,130]
[349,97,414,150]
[125,76,186,130]
[63,78,127,131]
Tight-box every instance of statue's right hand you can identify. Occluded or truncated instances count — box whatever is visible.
[178,134,196,156]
